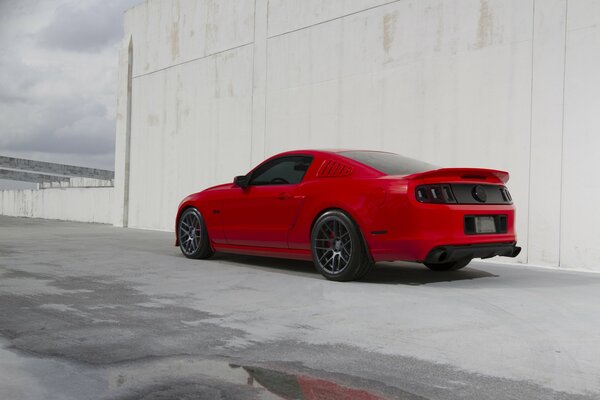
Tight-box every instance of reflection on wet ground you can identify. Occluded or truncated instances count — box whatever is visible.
[1,338,406,400]
[231,364,387,400]
[109,357,413,399]
[113,359,397,400]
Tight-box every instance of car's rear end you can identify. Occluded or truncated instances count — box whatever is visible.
[399,168,520,264]
[334,151,520,266]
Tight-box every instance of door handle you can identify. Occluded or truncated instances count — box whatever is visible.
[277,192,292,200]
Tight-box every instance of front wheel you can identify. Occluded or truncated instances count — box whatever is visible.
[178,208,214,259]
[311,210,374,281]
[424,258,471,272]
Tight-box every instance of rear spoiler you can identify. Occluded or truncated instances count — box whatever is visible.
[404,168,510,184]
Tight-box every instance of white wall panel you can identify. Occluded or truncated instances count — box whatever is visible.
[527,0,566,266]
[560,1,600,270]
[128,45,254,230]
[0,187,113,224]
[129,0,254,77]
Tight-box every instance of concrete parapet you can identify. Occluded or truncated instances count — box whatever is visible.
[0,156,114,180]
[0,186,114,224]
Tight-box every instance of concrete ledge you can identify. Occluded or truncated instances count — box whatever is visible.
[0,156,114,180]
[0,187,114,224]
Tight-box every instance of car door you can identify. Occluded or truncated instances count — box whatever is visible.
[221,156,312,248]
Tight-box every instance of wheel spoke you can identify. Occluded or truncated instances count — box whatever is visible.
[327,253,336,269]
[341,246,351,257]
[324,222,335,237]
[318,249,332,263]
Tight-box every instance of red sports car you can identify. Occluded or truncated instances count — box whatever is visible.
[176,150,520,281]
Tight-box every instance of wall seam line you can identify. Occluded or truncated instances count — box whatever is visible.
[526,0,536,265]
[558,0,569,268]
[250,0,258,167]
[267,0,404,40]
[263,1,269,160]
[132,42,254,79]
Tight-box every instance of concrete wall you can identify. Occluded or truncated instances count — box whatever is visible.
[115,0,600,271]
[0,187,113,224]
[561,0,600,269]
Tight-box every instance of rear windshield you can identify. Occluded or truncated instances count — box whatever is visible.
[339,151,437,175]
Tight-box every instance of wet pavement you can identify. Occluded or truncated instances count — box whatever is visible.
[0,339,400,399]
[0,216,599,399]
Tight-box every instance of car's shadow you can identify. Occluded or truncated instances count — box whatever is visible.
[209,253,498,286]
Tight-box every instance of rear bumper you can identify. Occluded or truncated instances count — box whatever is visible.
[425,243,521,264]
[364,197,518,262]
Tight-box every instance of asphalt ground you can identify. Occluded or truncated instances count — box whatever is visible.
[0,216,599,399]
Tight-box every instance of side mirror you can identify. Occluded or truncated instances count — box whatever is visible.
[233,175,249,189]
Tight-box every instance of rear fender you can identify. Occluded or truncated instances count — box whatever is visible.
[309,206,375,263]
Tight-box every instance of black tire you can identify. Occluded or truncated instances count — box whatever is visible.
[177,208,214,259]
[311,210,374,281]
[424,258,471,272]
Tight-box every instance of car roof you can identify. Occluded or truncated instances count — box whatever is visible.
[272,149,396,157]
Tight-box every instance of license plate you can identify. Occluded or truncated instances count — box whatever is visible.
[475,216,496,233]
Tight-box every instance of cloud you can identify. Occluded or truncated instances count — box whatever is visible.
[37,1,137,52]
[0,54,43,104]
[0,0,140,181]
[0,98,115,156]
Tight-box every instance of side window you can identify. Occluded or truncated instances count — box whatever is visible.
[249,156,312,186]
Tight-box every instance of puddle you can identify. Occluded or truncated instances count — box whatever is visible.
[109,358,393,400]
[0,339,395,400]
[0,340,103,400]
[222,363,387,399]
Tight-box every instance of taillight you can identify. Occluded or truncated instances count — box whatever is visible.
[415,184,457,203]
[500,187,512,202]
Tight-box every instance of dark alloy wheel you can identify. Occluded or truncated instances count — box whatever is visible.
[311,210,374,281]
[178,208,214,259]
[424,258,471,272]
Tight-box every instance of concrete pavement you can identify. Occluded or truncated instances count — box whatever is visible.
[0,216,599,399]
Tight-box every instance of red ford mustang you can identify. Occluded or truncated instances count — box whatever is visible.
[176,150,520,281]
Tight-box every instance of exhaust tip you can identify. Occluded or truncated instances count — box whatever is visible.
[438,251,448,262]
[512,246,522,257]
[429,248,448,263]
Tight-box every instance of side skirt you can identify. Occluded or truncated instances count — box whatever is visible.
[212,243,312,261]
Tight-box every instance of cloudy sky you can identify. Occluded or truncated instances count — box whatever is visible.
[0,0,140,187]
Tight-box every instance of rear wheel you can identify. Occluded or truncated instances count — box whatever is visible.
[178,208,214,259]
[311,210,374,281]
[424,258,471,272]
